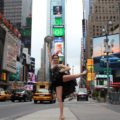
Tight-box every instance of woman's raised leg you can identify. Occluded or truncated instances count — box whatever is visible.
[63,70,87,82]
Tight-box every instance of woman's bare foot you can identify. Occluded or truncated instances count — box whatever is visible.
[59,116,64,120]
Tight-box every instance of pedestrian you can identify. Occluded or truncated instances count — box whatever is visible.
[50,54,87,120]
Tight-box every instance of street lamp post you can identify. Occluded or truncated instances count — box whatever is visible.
[102,21,113,99]
[44,36,54,81]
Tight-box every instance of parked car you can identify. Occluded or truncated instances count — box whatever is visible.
[100,55,120,67]
[77,88,88,101]
[11,89,32,102]
[33,88,56,104]
[0,88,11,101]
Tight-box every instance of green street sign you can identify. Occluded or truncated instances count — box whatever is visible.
[103,68,112,74]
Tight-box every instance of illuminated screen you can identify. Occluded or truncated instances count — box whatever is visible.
[55,17,62,25]
[53,6,62,15]
[93,34,120,72]
[52,27,64,37]
[93,34,120,57]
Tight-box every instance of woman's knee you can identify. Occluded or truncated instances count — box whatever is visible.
[57,96,62,102]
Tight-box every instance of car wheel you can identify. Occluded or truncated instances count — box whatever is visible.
[30,98,32,101]
[24,97,27,102]
[34,100,37,104]
[53,100,56,103]
[77,96,79,101]
[86,97,88,101]
[11,99,15,102]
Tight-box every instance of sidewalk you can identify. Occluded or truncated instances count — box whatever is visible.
[15,107,78,120]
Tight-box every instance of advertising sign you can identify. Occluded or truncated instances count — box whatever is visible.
[54,41,64,56]
[93,34,120,57]
[27,72,36,83]
[53,6,62,15]
[9,62,22,81]
[16,39,21,59]
[93,34,120,72]
[22,39,31,45]
[55,17,62,25]
[21,28,31,37]
[3,32,17,73]
[52,25,64,37]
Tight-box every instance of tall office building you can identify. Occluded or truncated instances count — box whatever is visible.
[4,0,22,28]
[86,0,119,59]
[0,0,4,14]
[47,0,65,35]
[22,0,32,26]
[4,0,32,28]
[85,0,120,86]
[43,0,66,81]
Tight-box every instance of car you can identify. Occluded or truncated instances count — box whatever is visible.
[33,88,56,104]
[100,55,120,67]
[11,89,33,102]
[77,88,88,101]
[0,88,11,101]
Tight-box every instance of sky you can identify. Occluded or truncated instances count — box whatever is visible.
[31,0,83,74]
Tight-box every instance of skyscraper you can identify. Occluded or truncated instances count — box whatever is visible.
[4,0,22,28]
[4,0,32,28]
[44,0,66,81]
[86,0,120,59]
[0,0,4,14]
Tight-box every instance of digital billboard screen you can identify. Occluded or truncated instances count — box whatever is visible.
[92,34,120,73]
[53,6,62,15]
[93,34,120,57]
[52,26,64,37]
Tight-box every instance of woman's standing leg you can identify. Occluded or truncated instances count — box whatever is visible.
[56,86,64,119]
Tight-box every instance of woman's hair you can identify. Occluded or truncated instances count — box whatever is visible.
[52,54,59,59]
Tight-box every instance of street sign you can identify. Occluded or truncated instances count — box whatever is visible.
[103,68,111,74]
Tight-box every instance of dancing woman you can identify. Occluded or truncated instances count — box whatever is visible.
[48,48,87,120]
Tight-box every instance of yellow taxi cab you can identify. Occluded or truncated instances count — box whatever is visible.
[33,88,56,104]
[0,88,11,101]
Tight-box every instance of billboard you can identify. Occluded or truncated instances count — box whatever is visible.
[93,34,120,73]
[55,17,62,25]
[27,72,36,83]
[9,62,22,81]
[21,28,31,37]
[2,32,17,73]
[52,25,64,37]
[93,34,120,57]
[54,38,64,56]
[53,6,62,15]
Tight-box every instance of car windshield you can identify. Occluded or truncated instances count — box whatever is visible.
[102,55,118,59]
[14,89,25,93]
[79,88,87,93]
[37,89,49,93]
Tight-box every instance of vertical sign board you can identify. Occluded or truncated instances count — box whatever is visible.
[2,32,17,73]
[87,59,95,81]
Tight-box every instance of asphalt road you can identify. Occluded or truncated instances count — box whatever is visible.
[0,98,120,120]
[0,100,57,120]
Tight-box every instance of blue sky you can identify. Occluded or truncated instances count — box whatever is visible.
[31,0,83,73]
